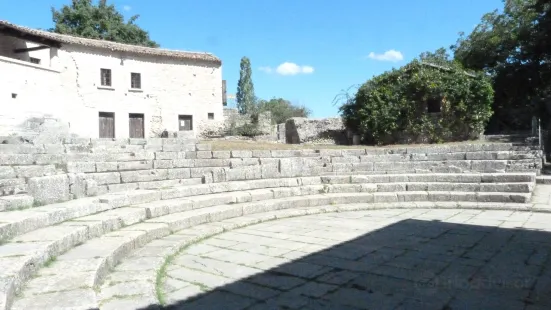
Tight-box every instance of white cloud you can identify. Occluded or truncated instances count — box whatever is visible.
[367,49,404,62]
[123,5,132,11]
[259,62,314,75]
[258,66,272,73]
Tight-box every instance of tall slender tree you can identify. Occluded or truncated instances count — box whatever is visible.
[51,0,158,47]
[236,57,256,114]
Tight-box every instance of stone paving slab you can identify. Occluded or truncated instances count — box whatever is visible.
[150,209,551,310]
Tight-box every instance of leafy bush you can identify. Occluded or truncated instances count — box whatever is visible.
[340,51,494,145]
[224,123,264,137]
[257,98,311,124]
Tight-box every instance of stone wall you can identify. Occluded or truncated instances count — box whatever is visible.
[0,139,543,210]
[285,117,347,144]
[0,34,223,139]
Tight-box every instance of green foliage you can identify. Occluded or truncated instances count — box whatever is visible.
[225,122,263,137]
[452,0,551,131]
[51,0,158,47]
[236,57,256,115]
[257,97,311,124]
[340,51,494,145]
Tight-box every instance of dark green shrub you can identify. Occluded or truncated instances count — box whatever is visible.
[340,56,494,145]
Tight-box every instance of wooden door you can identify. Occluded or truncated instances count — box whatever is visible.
[129,113,144,138]
[178,115,193,131]
[98,112,115,138]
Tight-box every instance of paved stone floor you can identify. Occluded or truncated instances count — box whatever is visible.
[160,209,551,310]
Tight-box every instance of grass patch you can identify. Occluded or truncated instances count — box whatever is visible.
[155,253,176,305]
[44,256,57,267]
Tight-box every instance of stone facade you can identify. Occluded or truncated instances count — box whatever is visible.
[0,21,223,140]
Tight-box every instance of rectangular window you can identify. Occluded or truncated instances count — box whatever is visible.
[131,72,141,89]
[208,113,214,120]
[100,69,112,87]
[178,115,193,131]
[30,57,40,64]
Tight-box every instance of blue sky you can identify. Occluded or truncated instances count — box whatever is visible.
[0,0,503,117]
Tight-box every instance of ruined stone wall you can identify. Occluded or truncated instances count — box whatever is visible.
[0,140,543,211]
[285,117,347,144]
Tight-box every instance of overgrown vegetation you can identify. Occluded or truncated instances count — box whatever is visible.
[51,0,158,47]
[340,49,494,145]
[452,0,551,132]
[256,98,311,124]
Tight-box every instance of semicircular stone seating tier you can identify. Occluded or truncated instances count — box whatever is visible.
[0,138,546,309]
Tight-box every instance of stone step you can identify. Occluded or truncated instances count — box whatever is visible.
[7,189,536,310]
[0,195,33,211]
[536,176,551,184]
[12,198,539,310]
[0,174,536,241]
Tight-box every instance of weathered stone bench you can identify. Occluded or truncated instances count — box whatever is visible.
[0,171,538,310]
[0,140,545,309]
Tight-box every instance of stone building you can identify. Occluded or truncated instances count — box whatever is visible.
[0,20,223,139]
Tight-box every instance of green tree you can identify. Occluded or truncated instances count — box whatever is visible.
[236,57,256,114]
[51,0,158,47]
[452,0,551,132]
[340,50,493,145]
[257,98,311,124]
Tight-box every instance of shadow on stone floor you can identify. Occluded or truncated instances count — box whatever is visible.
[134,219,551,310]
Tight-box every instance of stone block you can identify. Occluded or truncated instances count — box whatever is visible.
[252,150,271,158]
[43,144,65,154]
[118,161,153,171]
[138,179,183,190]
[230,158,260,168]
[12,165,57,179]
[155,152,180,160]
[185,152,197,159]
[68,173,87,199]
[231,150,252,158]
[96,162,119,172]
[318,149,342,157]
[212,168,227,183]
[342,149,366,156]
[108,183,140,193]
[190,167,218,178]
[212,151,231,159]
[260,162,280,179]
[28,174,70,205]
[0,178,27,195]
[33,154,67,165]
[0,195,33,211]
[0,154,34,165]
[153,160,174,169]
[332,156,360,163]
[466,152,497,160]
[128,138,148,145]
[193,159,231,168]
[225,166,262,181]
[120,169,168,183]
[271,150,303,158]
[471,161,507,172]
[172,159,195,168]
[144,145,163,152]
[197,151,213,159]
[66,162,96,173]
[196,144,212,151]
[0,144,43,154]
[162,144,194,152]
[85,179,99,196]
[168,168,191,180]
[64,144,91,153]
[0,167,16,179]
[87,172,121,185]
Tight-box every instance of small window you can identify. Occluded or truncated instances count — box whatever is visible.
[208,113,214,120]
[100,69,112,87]
[178,115,193,131]
[131,73,141,89]
[30,57,40,64]
[427,97,442,113]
